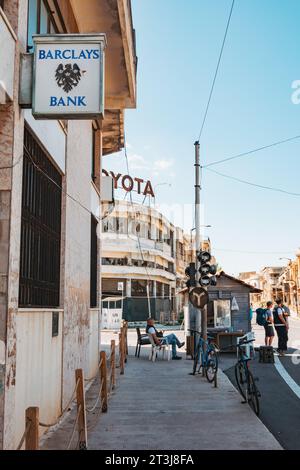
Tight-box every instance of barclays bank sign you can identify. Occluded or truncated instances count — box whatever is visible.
[32,34,106,119]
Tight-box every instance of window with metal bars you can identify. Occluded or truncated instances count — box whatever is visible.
[19,126,62,308]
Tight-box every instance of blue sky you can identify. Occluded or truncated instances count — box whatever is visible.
[106,0,300,275]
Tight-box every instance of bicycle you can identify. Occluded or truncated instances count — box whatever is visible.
[189,329,219,383]
[234,337,260,416]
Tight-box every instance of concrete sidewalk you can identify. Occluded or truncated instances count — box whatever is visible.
[41,331,282,450]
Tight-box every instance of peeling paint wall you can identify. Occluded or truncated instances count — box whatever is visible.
[14,310,63,448]
[62,121,93,407]
[0,0,28,450]
[88,309,100,380]
[0,0,131,449]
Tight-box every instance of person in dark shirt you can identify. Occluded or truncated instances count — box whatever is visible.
[273,300,289,355]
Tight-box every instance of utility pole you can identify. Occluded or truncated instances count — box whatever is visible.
[194,141,207,341]
[194,141,201,335]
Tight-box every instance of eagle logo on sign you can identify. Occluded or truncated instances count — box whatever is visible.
[55,63,82,93]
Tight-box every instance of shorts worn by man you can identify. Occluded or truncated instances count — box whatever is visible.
[146,318,185,360]
[264,301,275,346]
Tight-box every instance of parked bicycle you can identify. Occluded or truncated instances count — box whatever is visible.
[189,329,219,383]
[234,337,261,416]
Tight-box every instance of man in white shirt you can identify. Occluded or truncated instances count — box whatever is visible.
[264,301,275,346]
[146,318,185,360]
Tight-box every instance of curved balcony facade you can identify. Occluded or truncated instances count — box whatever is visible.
[101,200,185,321]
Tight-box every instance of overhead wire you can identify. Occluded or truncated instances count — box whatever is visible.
[214,248,295,255]
[197,0,235,141]
[24,144,114,221]
[202,133,300,168]
[123,137,154,316]
[205,166,300,197]
[0,153,23,170]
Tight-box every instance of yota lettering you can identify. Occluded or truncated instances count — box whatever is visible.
[50,96,87,107]
[102,170,155,198]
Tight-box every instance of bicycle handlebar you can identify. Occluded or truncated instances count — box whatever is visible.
[187,329,214,340]
[218,338,255,352]
[238,338,255,346]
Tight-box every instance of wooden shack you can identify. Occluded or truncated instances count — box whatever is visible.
[180,271,262,353]
[207,271,262,334]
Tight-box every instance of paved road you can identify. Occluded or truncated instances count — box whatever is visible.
[221,317,300,450]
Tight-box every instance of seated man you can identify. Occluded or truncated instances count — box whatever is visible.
[146,318,185,360]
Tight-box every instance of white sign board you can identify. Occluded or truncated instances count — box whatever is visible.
[101,309,122,330]
[32,34,106,119]
[117,282,124,292]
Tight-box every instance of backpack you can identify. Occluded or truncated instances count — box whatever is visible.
[256,308,268,326]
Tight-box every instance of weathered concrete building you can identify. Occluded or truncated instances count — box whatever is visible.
[101,200,187,322]
[239,267,283,307]
[0,0,137,449]
[275,253,300,316]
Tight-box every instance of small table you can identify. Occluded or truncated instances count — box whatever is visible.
[216,332,244,352]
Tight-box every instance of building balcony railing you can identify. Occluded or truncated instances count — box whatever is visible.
[0,8,16,103]
[101,264,176,282]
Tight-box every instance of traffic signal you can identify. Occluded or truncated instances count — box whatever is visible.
[185,262,196,288]
[197,251,217,287]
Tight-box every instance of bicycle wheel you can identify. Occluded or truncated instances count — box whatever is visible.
[205,348,218,383]
[192,343,201,375]
[247,370,260,416]
[234,362,247,400]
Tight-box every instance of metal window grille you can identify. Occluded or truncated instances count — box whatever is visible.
[19,126,62,308]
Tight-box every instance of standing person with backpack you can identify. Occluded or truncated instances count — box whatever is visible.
[256,303,275,346]
[273,299,289,356]
[264,301,275,346]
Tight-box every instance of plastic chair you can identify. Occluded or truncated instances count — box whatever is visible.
[148,334,171,362]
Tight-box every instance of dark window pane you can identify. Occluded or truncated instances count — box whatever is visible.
[27,0,38,51]
[19,126,62,308]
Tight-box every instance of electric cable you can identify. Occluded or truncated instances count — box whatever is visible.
[205,166,300,197]
[197,0,235,141]
[24,144,114,221]
[203,134,300,168]
[214,248,295,255]
[123,136,154,316]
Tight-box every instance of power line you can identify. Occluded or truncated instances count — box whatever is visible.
[0,154,23,170]
[205,167,300,197]
[24,144,114,222]
[197,0,235,141]
[214,248,295,255]
[203,133,300,168]
[123,137,153,286]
